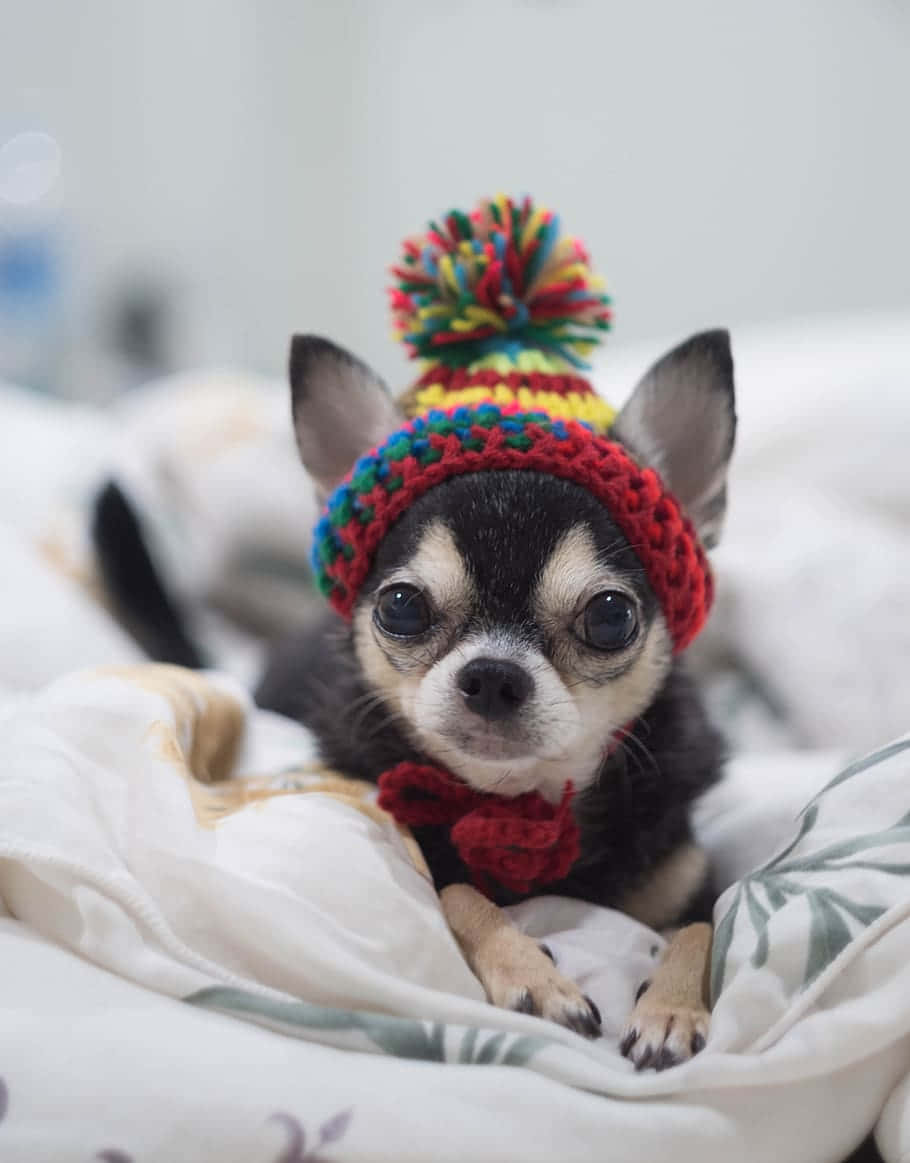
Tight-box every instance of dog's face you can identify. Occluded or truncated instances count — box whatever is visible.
[290,333,735,800]
[350,473,671,799]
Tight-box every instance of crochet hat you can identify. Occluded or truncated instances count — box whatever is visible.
[312,195,713,653]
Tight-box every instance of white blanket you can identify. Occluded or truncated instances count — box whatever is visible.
[2,310,910,1161]
[2,663,910,1162]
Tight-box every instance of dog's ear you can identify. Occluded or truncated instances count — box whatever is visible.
[289,335,401,496]
[612,330,736,548]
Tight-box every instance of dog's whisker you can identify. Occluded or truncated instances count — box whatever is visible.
[617,728,661,781]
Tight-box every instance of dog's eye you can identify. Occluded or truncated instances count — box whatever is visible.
[582,591,639,651]
[375,584,432,638]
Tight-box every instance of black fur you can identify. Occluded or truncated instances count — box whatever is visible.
[91,480,206,669]
[256,470,724,919]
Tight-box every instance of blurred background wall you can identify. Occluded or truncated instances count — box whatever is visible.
[1,0,908,399]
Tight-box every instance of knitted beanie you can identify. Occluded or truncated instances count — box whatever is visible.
[312,195,713,653]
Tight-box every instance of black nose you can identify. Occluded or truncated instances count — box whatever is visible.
[456,658,533,720]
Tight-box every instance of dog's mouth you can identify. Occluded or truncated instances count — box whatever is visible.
[431,738,542,798]
[448,727,537,763]
[411,705,601,800]
[408,665,588,796]
[417,696,585,764]
[406,713,565,797]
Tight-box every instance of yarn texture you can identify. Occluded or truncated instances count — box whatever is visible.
[390,194,611,369]
[312,193,713,651]
[312,403,712,652]
[377,762,579,896]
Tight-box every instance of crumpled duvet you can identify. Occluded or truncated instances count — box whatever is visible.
[1,663,909,1161]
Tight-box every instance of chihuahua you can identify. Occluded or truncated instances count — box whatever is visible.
[256,329,736,1068]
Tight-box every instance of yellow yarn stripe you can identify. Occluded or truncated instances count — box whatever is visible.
[464,350,572,374]
[411,384,616,432]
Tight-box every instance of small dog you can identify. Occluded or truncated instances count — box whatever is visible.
[257,328,736,1068]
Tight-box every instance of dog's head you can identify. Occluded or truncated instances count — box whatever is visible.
[290,332,735,800]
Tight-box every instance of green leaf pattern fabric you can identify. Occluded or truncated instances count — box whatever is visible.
[712,736,910,1001]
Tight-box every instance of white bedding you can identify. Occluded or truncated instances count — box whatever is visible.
[1,309,910,1161]
[1,664,910,1162]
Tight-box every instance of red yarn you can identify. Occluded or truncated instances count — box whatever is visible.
[327,419,712,653]
[377,762,580,896]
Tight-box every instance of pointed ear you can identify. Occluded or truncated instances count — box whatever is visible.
[612,330,736,548]
[289,335,401,496]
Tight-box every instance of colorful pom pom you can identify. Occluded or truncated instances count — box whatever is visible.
[390,194,613,369]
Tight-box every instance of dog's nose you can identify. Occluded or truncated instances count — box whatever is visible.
[456,658,533,720]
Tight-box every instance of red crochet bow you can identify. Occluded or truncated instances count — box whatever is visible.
[376,762,580,896]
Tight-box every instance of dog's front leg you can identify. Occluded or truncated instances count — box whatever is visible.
[440,883,601,1038]
[620,922,712,1070]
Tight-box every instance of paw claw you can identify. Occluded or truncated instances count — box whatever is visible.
[511,988,535,1014]
[564,1000,602,1039]
[620,1001,709,1070]
[483,937,602,1039]
[635,1045,655,1071]
[619,1029,638,1058]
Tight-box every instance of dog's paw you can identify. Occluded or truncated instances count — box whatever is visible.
[479,932,601,1038]
[619,988,708,1070]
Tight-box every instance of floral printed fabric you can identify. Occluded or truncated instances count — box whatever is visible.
[709,734,910,1054]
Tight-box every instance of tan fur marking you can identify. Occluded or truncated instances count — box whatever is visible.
[533,523,674,742]
[400,520,472,613]
[353,520,472,732]
[620,843,708,930]
[353,609,420,725]
[440,884,598,1033]
[621,922,712,1068]
[533,524,606,617]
